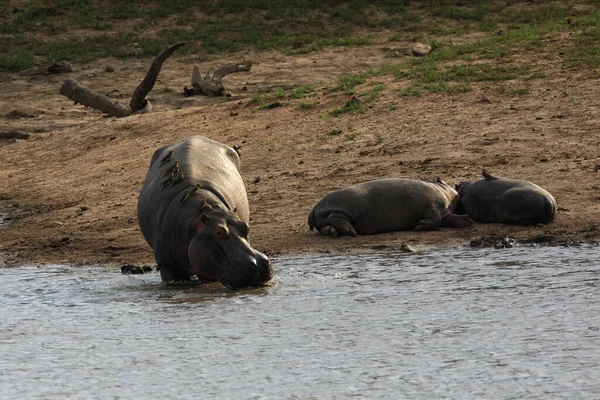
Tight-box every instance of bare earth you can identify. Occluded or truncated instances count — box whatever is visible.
[1,34,599,267]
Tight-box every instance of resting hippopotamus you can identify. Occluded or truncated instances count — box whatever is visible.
[308,178,473,237]
[137,136,272,287]
[455,170,556,225]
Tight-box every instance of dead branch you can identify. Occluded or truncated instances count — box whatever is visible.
[129,41,186,113]
[184,63,251,97]
[59,42,186,118]
[60,79,131,118]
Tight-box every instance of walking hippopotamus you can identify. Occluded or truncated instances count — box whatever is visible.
[137,136,272,287]
[455,170,556,225]
[308,178,474,237]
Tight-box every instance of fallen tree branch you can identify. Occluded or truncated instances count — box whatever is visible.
[60,79,131,118]
[59,42,186,118]
[129,41,186,113]
[184,63,251,97]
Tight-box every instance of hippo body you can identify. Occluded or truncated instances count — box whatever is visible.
[455,171,556,225]
[137,135,272,287]
[308,178,473,237]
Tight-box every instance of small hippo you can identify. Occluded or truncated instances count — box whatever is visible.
[137,136,272,288]
[308,178,473,237]
[455,170,556,225]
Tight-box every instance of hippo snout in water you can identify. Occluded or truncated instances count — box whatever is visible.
[220,250,273,288]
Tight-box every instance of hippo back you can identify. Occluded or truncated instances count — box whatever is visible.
[457,178,556,224]
[137,136,249,252]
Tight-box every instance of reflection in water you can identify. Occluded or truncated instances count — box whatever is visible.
[1,245,600,399]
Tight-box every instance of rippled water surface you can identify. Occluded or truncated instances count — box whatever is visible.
[2,245,600,399]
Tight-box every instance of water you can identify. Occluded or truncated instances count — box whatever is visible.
[1,245,600,399]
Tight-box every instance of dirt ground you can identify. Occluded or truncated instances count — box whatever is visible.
[1,33,599,268]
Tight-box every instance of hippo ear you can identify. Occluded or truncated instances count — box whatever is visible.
[482,169,498,180]
[199,213,210,226]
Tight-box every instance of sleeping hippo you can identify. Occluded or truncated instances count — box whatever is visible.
[455,170,556,225]
[308,178,473,237]
[137,136,272,287]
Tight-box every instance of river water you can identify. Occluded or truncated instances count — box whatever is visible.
[1,245,600,399]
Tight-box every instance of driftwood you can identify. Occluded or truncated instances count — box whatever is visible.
[59,42,186,118]
[0,130,30,140]
[183,63,251,97]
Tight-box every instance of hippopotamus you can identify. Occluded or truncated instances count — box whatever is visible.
[455,170,556,225]
[308,178,474,237]
[137,136,272,287]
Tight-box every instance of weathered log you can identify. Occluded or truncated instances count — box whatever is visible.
[59,42,186,118]
[129,41,186,113]
[60,79,131,118]
[184,63,251,97]
[0,130,30,140]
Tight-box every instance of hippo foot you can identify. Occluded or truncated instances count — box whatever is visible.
[442,214,474,228]
[320,225,339,238]
[414,218,441,231]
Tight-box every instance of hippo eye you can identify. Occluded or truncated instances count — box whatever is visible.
[214,226,228,240]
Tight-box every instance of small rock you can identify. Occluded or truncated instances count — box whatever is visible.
[410,42,432,57]
[47,61,72,74]
[479,95,491,103]
[253,176,261,184]
[265,102,282,109]
[400,244,416,253]
[346,96,360,107]
[105,66,114,72]
[5,110,34,119]
[470,236,514,249]
[230,111,239,117]
[120,265,153,275]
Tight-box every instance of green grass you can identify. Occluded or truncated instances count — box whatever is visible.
[2,1,600,73]
[247,85,316,110]
[329,99,365,116]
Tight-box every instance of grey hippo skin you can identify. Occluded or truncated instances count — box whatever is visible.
[308,178,474,237]
[137,136,272,287]
[455,170,556,225]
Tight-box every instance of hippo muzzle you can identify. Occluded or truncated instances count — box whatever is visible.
[220,250,272,288]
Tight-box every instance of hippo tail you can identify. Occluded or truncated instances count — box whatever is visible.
[545,196,556,223]
[308,207,316,231]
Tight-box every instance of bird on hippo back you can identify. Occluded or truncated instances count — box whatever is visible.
[455,170,557,225]
[308,177,474,238]
[137,135,272,288]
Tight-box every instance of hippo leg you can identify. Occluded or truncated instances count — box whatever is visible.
[441,213,474,228]
[414,208,443,231]
[414,218,441,231]
[320,212,357,237]
[158,264,190,282]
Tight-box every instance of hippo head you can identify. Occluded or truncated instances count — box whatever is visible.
[454,181,473,196]
[187,206,272,288]
[434,177,462,211]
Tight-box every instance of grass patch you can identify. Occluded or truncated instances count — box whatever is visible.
[247,85,315,110]
[1,1,599,73]
[299,102,316,109]
[365,84,386,102]
[329,100,365,116]
[332,72,372,95]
